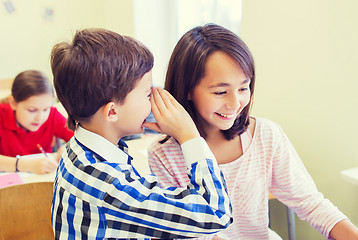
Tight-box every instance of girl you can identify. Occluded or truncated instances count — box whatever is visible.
[148,24,358,239]
[0,70,74,174]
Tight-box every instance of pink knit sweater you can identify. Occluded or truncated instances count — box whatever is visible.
[148,117,347,239]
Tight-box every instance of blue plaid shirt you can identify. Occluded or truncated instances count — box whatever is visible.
[51,126,232,239]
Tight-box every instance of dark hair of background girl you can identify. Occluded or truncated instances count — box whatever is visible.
[164,23,255,141]
[11,70,54,102]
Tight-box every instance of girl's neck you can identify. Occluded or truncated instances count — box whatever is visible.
[204,128,231,145]
[205,128,242,165]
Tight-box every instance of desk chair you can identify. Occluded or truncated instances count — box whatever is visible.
[269,192,296,240]
[0,181,54,240]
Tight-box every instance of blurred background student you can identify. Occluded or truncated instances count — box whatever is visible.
[0,70,73,174]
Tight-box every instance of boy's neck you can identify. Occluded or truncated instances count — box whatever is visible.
[79,111,121,146]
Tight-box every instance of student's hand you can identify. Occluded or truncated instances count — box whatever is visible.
[18,155,58,174]
[142,87,200,144]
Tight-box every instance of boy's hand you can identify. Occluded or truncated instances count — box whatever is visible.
[142,87,200,144]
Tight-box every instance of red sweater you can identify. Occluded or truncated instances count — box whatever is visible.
[0,103,74,157]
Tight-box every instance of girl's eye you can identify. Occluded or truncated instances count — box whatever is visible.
[240,87,249,92]
[214,91,227,95]
[28,109,36,113]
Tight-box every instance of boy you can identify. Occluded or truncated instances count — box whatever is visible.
[50,28,232,239]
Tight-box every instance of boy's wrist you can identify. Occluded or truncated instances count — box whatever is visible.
[181,137,216,167]
[176,132,200,145]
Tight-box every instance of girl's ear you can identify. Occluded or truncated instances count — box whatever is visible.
[8,96,17,110]
[103,102,119,122]
[187,92,192,100]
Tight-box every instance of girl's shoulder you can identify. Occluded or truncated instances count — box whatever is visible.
[0,103,11,110]
[251,116,286,138]
[0,103,12,118]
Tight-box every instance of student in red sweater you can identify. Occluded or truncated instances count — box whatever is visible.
[0,70,73,174]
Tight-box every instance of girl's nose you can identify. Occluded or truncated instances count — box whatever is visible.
[34,112,42,121]
[226,93,241,109]
[35,111,45,121]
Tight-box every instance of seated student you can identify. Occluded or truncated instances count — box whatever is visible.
[148,24,358,239]
[0,70,74,174]
[50,28,232,239]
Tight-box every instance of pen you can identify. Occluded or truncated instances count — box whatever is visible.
[37,144,48,157]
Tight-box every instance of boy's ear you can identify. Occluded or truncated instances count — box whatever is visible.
[8,96,17,110]
[103,102,119,122]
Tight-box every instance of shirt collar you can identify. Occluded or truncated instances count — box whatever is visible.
[74,125,132,164]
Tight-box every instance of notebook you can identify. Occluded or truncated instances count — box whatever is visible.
[0,173,23,188]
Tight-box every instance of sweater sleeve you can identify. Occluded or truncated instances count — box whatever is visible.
[268,122,347,238]
[148,136,191,189]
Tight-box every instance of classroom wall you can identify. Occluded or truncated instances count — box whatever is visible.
[0,0,134,81]
[240,0,358,239]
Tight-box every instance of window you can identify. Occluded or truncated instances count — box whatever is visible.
[134,0,242,87]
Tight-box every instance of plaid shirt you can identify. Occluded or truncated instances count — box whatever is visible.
[51,126,232,239]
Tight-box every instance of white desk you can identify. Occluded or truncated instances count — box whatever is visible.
[21,172,56,183]
[125,134,158,176]
[341,167,358,186]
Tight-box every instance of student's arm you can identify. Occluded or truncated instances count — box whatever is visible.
[0,154,57,174]
[0,154,18,172]
[110,138,232,238]
[329,219,358,239]
[267,121,349,239]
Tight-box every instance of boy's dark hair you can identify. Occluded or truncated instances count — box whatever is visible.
[165,23,255,140]
[11,70,53,102]
[51,28,154,130]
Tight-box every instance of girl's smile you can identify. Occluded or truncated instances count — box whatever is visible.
[216,112,237,119]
